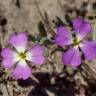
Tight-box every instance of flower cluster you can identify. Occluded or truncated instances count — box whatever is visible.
[1,32,45,80]
[55,17,96,67]
[1,17,96,80]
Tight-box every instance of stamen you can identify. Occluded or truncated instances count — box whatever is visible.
[73,38,80,46]
[19,52,26,59]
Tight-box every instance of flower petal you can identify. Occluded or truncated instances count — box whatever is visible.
[55,26,73,47]
[9,32,28,52]
[80,40,96,60]
[26,45,45,65]
[73,17,92,39]
[31,56,45,65]
[12,61,31,80]
[62,47,81,67]
[1,48,18,68]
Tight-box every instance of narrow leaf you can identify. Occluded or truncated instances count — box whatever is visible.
[28,34,36,42]
[38,21,47,37]
[65,14,73,27]
[52,16,65,28]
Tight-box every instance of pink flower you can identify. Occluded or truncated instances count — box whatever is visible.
[55,17,96,67]
[1,32,45,80]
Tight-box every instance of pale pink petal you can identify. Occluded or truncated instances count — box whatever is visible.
[26,45,45,65]
[1,48,18,68]
[12,61,31,80]
[62,47,81,67]
[55,26,73,47]
[73,17,92,40]
[80,40,96,60]
[9,32,28,52]
[31,56,45,65]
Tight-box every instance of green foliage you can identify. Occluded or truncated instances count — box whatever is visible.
[28,34,37,42]
[65,14,73,27]
[52,16,65,28]
[38,21,47,37]
[43,39,53,47]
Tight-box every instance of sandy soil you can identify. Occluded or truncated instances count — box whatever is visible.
[0,0,96,96]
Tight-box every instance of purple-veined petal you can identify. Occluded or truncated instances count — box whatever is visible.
[1,48,18,68]
[9,32,28,52]
[55,26,73,47]
[62,47,81,67]
[73,17,92,40]
[12,61,31,80]
[80,40,96,60]
[26,45,45,65]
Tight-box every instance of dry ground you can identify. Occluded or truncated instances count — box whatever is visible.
[0,0,96,96]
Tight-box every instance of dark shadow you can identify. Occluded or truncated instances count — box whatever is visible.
[28,72,78,96]
[17,78,37,87]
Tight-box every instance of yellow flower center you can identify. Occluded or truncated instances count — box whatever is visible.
[19,52,26,60]
[73,38,80,46]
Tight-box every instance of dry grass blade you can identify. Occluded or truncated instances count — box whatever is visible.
[81,62,96,82]
[93,20,96,40]
[34,0,56,37]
